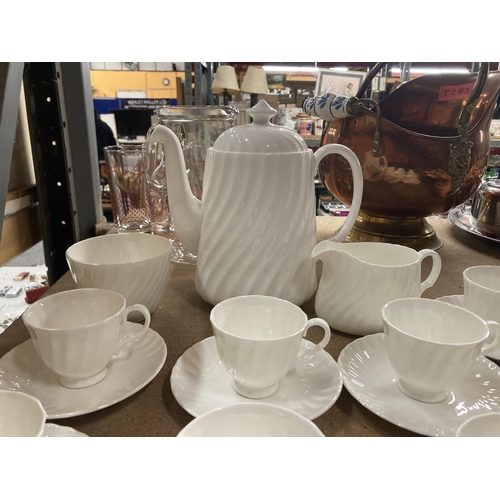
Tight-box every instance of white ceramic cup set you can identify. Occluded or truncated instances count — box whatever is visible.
[23,288,151,390]
[23,232,172,390]
[334,264,500,437]
[380,265,500,406]
[379,266,500,435]
[210,295,331,399]
[456,413,500,437]
[0,389,87,437]
[178,402,325,437]
[65,233,173,320]
[462,265,500,325]
[0,233,172,436]
[176,294,332,437]
[382,297,500,404]
[0,390,46,437]
[19,286,152,434]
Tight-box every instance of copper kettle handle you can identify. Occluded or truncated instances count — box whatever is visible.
[356,62,490,132]
[457,62,489,133]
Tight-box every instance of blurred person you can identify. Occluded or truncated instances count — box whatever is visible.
[94,109,117,222]
[95,108,117,161]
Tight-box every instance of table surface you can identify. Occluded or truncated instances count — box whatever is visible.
[1,216,499,437]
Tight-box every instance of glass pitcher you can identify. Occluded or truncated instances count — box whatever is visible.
[146,105,238,264]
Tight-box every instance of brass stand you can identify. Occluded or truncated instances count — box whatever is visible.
[343,211,443,251]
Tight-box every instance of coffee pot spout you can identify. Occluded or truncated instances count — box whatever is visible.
[146,124,202,255]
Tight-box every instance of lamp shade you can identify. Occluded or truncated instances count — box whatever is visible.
[240,66,269,94]
[211,65,240,95]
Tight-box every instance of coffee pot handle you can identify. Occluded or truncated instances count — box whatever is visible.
[418,249,442,294]
[313,144,364,243]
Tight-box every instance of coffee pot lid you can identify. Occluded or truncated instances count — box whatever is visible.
[212,100,309,154]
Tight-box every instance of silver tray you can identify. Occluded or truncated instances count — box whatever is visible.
[448,205,500,244]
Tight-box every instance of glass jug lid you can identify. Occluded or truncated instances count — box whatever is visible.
[212,100,309,154]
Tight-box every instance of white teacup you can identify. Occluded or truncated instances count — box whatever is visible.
[177,402,325,437]
[22,288,150,389]
[382,298,500,403]
[463,265,500,324]
[313,241,442,336]
[456,413,500,437]
[66,233,172,319]
[210,295,331,399]
[0,390,46,437]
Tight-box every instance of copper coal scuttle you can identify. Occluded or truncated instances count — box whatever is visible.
[303,62,500,249]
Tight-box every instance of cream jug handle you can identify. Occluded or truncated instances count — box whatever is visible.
[418,249,442,294]
[313,144,363,243]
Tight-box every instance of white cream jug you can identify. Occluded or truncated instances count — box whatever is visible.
[146,100,364,305]
[312,240,442,336]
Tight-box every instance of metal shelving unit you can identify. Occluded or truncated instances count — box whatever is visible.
[1,63,104,285]
[184,62,220,105]
[183,63,235,105]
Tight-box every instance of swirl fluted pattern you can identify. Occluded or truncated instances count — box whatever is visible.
[313,242,442,336]
[194,151,317,305]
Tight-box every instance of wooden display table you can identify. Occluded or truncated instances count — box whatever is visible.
[0,216,499,437]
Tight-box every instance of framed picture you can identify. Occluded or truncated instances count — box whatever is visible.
[266,73,286,90]
[315,69,366,97]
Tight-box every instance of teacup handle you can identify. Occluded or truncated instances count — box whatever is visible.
[418,249,442,294]
[481,321,500,355]
[297,318,331,358]
[313,144,364,244]
[115,304,151,355]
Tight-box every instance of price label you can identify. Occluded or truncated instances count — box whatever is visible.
[438,84,473,101]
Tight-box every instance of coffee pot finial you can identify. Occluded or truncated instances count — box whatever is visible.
[247,99,277,124]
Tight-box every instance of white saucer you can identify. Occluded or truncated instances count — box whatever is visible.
[436,295,500,363]
[43,423,88,437]
[0,322,166,419]
[338,333,500,436]
[171,336,343,420]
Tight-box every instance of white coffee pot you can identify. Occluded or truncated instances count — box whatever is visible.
[146,100,363,305]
